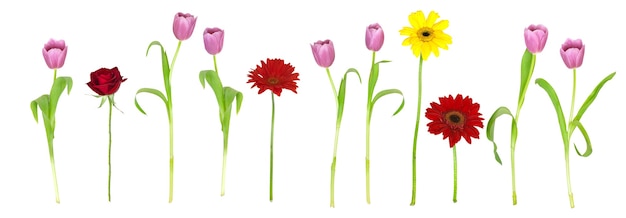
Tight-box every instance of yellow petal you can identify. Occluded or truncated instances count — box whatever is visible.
[432,37,450,50]
[433,20,449,31]
[410,40,423,56]
[409,11,426,28]
[436,32,453,44]
[402,37,413,46]
[399,27,415,36]
[425,11,440,27]
[421,42,432,60]
[431,42,440,57]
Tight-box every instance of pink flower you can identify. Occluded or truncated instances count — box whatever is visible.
[560,38,585,69]
[203,27,224,55]
[42,39,68,69]
[173,12,197,41]
[310,39,335,68]
[524,24,548,54]
[365,23,384,52]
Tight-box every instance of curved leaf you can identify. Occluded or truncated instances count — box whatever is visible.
[31,95,51,123]
[485,106,517,165]
[367,63,380,98]
[570,120,592,157]
[573,72,616,122]
[371,89,405,116]
[146,41,171,87]
[98,96,107,108]
[535,78,569,148]
[518,50,535,108]
[200,70,225,112]
[223,87,243,115]
[134,88,168,115]
[49,76,73,117]
[337,68,362,118]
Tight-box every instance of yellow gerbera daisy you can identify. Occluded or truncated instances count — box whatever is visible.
[399,10,452,60]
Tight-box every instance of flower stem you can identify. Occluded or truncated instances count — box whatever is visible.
[568,69,577,124]
[565,150,574,208]
[410,55,424,206]
[53,69,57,82]
[46,131,60,204]
[166,40,182,203]
[221,128,228,196]
[365,51,376,204]
[326,67,340,208]
[452,146,457,203]
[565,68,577,208]
[269,93,276,202]
[107,96,113,202]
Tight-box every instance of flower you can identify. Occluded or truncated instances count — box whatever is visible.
[365,23,384,52]
[203,27,224,55]
[87,67,127,96]
[560,38,585,69]
[310,40,335,68]
[425,94,484,148]
[42,39,68,69]
[524,24,548,54]
[247,58,299,96]
[173,12,197,41]
[399,10,452,60]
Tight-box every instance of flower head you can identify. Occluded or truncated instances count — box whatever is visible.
[560,38,585,69]
[524,24,548,54]
[365,23,384,52]
[87,67,127,96]
[42,39,68,69]
[173,12,197,41]
[425,94,484,148]
[203,27,224,55]
[399,10,452,60]
[247,58,300,96]
[310,40,335,68]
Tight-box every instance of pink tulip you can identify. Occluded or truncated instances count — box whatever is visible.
[365,23,384,52]
[560,38,585,69]
[524,24,548,54]
[203,27,224,55]
[42,39,68,69]
[311,40,335,68]
[173,12,197,41]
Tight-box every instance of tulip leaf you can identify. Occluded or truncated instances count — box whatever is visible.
[518,50,535,109]
[31,95,51,123]
[48,77,73,118]
[535,78,569,149]
[367,62,380,98]
[573,72,616,122]
[199,70,225,113]
[134,88,168,115]
[146,41,171,88]
[570,120,592,157]
[485,106,517,165]
[337,68,361,118]
[223,87,243,115]
[371,89,405,116]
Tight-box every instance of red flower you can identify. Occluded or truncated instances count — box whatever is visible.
[425,94,484,148]
[87,67,127,96]
[247,58,300,96]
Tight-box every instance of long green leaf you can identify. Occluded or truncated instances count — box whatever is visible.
[485,106,517,165]
[337,68,362,118]
[31,95,51,123]
[570,120,592,157]
[223,87,243,115]
[517,50,535,109]
[371,89,405,116]
[535,78,569,148]
[48,76,73,118]
[200,70,225,113]
[573,72,616,122]
[146,41,171,88]
[367,62,380,98]
[134,88,168,115]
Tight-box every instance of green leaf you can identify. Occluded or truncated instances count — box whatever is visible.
[367,62,380,98]
[337,68,362,118]
[573,72,616,122]
[570,120,592,157]
[30,95,51,123]
[223,87,243,115]
[377,60,391,64]
[134,88,168,115]
[371,89,405,116]
[535,78,569,148]
[199,70,225,113]
[518,50,535,109]
[485,106,517,165]
[48,76,73,117]
[146,41,171,88]
[98,96,107,108]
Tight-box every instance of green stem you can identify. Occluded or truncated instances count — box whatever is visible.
[452,146,457,203]
[166,40,182,203]
[221,128,228,196]
[269,93,275,202]
[410,55,423,206]
[107,96,113,202]
[53,69,57,82]
[213,55,219,76]
[46,130,60,204]
[326,67,340,208]
[365,51,376,204]
[565,68,577,208]
[568,69,577,124]
[565,149,574,208]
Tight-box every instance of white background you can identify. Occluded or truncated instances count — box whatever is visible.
[1,0,624,217]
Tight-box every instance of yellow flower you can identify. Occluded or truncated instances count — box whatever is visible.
[399,10,452,60]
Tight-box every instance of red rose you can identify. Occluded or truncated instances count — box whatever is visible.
[87,67,127,96]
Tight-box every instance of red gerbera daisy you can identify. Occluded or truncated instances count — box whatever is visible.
[247,58,300,96]
[425,94,484,148]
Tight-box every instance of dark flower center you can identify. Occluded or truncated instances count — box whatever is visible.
[449,114,460,123]
[422,31,431,37]
[444,110,465,128]
[417,27,435,42]
[268,77,279,84]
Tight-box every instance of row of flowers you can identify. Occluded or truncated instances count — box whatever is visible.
[32,11,615,208]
